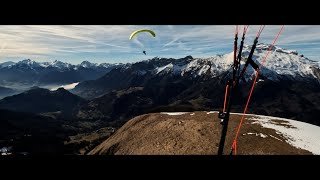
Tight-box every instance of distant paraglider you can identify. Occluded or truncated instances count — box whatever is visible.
[129,29,156,55]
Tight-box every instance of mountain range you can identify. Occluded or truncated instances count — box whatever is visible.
[1,44,320,127]
[0,59,122,88]
[72,44,320,126]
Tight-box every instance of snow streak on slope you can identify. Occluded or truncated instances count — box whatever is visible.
[155,63,174,74]
[155,63,187,75]
[249,115,320,155]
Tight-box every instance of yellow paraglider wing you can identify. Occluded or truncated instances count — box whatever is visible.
[129,29,156,40]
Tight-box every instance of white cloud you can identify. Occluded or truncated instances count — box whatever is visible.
[0,25,319,63]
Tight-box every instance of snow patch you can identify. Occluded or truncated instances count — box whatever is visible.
[269,134,283,142]
[200,111,320,154]
[198,64,210,76]
[256,79,265,84]
[260,133,268,138]
[206,111,300,122]
[243,132,268,138]
[158,111,320,154]
[207,111,219,114]
[160,112,188,116]
[249,116,320,155]
[190,113,195,116]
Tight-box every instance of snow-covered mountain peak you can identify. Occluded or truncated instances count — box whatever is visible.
[18,59,39,65]
[52,60,72,68]
[0,61,15,68]
[240,44,320,80]
[243,43,298,55]
[144,44,320,81]
[99,63,114,68]
[79,61,98,68]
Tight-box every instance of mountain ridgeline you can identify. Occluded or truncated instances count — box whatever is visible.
[0,60,122,86]
[0,87,86,118]
[0,86,16,99]
[72,44,320,126]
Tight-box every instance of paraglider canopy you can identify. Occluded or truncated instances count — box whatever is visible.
[129,29,156,40]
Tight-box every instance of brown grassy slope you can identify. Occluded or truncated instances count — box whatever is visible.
[89,112,312,155]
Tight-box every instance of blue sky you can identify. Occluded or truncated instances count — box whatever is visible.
[0,25,319,64]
